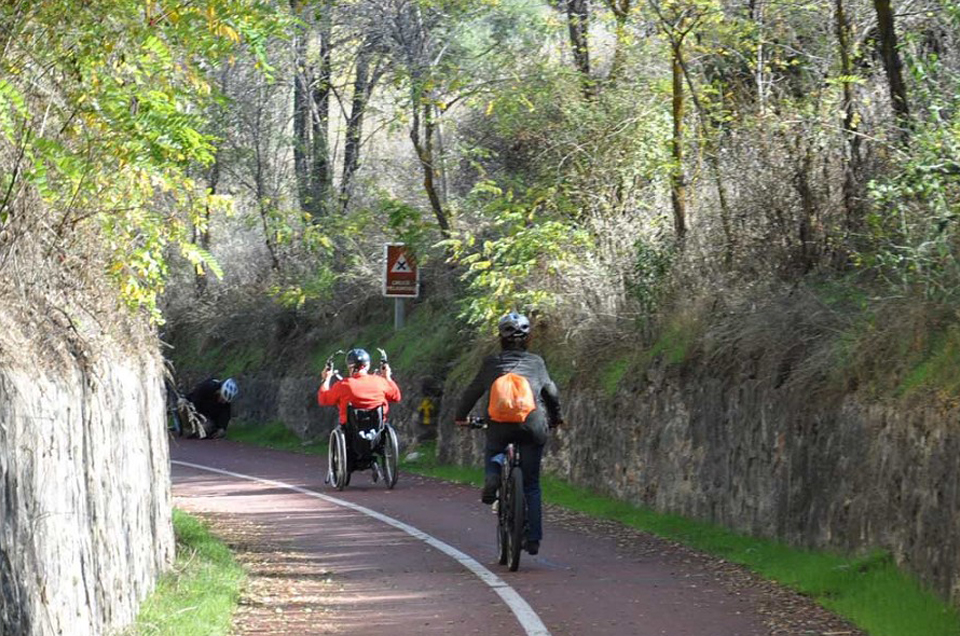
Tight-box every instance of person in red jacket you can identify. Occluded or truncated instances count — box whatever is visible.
[318,348,401,477]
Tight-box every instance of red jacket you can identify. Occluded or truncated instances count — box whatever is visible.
[318,373,402,424]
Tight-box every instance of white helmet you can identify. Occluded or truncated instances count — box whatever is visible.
[219,378,239,402]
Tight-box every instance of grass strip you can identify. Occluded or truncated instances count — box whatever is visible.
[227,424,960,636]
[228,419,327,454]
[129,509,245,636]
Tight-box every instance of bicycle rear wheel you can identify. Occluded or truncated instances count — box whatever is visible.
[506,466,524,571]
[497,465,509,565]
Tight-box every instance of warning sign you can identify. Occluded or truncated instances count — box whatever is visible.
[383,243,419,298]
[391,253,412,273]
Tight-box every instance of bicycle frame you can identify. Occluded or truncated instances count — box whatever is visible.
[464,416,525,571]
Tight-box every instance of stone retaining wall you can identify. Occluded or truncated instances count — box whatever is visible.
[439,362,960,606]
[0,346,173,636]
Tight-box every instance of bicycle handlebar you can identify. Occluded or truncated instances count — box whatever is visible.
[460,416,565,429]
[460,415,487,429]
[324,349,345,372]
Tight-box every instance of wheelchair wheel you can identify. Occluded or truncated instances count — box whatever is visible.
[328,427,349,491]
[381,424,399,489]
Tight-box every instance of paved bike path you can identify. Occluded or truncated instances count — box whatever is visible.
[170,438,779,635]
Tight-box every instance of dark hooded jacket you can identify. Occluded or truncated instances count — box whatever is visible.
[188,378,232,431]
[455,350,561,445]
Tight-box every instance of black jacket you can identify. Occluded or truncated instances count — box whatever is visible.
[188,378,232,430]
[455,350,561,445]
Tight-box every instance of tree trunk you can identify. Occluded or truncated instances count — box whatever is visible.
[751,0,767,114]
[835,0,861,231]
[311,0,333,218]
[605,0,631,85]
[670,43,687,243]
[340,44,383,213]
[254,111,280,272]
[675,42,727,260]
[410,100,451,237]
[566,0,593,97]
[195,154,218,295]
[872,0,910,126]
[794,140,818,273]
[290,0,310,213]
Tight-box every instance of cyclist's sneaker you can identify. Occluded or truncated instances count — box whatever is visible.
[491,500,499,514]
[481,473,499,504]
[524,540,540,555]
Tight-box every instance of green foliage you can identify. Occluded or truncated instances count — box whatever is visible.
[863,41,960,300]
[129,509,244,636]
[261,208,338,308]
[269,266,337,310]
[381,196,434,258]
[599,353,637,397]
[628,237,674,314]
[0,1,284,320]
[444,182,592,328]
[221,343,266,378]
[382,305,462,375]
[896,322,960,398]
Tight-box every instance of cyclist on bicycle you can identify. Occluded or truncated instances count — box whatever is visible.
[184,377,239,438]
[455,312,562,556]
[318,349,402,470]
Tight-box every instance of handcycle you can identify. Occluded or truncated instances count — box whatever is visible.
[464,416,525,571]
[324,348,400,491]
[166,384,209,439]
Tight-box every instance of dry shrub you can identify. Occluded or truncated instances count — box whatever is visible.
[0,191,156,371]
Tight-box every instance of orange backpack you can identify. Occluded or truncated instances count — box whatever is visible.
[487,372,537,423]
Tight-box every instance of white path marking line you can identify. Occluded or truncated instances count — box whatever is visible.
[172,460,551,636]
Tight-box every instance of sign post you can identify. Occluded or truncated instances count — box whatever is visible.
[383,243,419,330]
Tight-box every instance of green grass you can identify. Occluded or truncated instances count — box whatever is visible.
[306,306,458,377]
[401,440,485,484]
[897,323,960,397]
[220,343,267,378]
[224,428,960,636]
[129,509,245,636]
[381,303,463,376]
[168,333,266,378]
[227,420,327,455]
[644,315,698,366]
[598,353,636,397]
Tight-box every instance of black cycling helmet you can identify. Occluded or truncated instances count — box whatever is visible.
[498,312,531,341]
[346,348,371,372]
